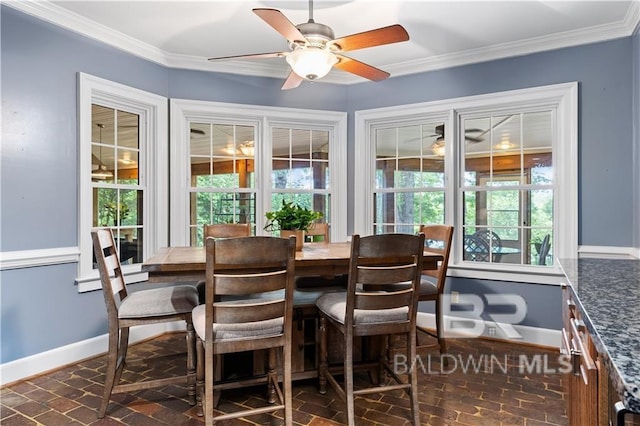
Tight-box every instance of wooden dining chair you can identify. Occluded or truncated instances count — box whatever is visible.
[316,233,425,425]
[91,228,198,418]
[305,222,329,242]
[416,225,454,360]
[296,221,347,289]
[192,235,296,426]
[203,223,251,239]
[197,223,252,303]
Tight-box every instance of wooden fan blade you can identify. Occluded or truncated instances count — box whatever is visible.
[334,54,389,81]
[330,24,409,52]
[281,71,304,90]
[253,8,307,44]
[208,52,285,61]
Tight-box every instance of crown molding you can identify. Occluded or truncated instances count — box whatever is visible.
[3,0,170,67]
[387,2,640,78]
[4,0,640,85]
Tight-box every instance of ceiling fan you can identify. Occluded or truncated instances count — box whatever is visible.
[428,116,515,155]
[428,124,485,144]
[207,0,410,90]
[424,124,484,156]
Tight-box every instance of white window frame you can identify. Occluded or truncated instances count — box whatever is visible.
[170,99,347,245]
[355,82,577,284]
[76,73,168,292]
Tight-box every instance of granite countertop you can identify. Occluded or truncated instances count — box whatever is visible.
[559,258,640,413]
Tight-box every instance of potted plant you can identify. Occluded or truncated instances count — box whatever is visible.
[264,200,323,250]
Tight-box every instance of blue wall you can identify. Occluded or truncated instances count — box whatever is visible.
[1,5,637,363]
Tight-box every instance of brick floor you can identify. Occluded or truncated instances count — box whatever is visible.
[1,333,569,425]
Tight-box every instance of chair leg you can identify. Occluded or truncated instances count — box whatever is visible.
[114,327,130,386]
[378,335,389,385]
[204,340,215,426]
[185,319,196,406]
[435,296,448,366]
[408,331,421,426]
[195,338,204,418]
[213,355,222,407]
[267,348,277,404]
[344,333,356,426]
[98,326,123,418]
[283,343,293,426]
[318,316,328,395]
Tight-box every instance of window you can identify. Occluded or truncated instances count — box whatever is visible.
[188,122,257,245]
[91,105,144,264]
[77,73,168,292]
[170,100,347,246]
[372,121,446,235]
[270,126,332,237]
[461,111,554,267]
[355,83,577,282]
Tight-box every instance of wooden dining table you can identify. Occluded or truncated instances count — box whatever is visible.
[142,241,443,282]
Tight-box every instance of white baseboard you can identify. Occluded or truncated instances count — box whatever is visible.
[578,245,639,259]
[416,312,561,349]
[0,321,185,387]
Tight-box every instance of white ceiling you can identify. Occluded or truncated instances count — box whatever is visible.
[10,1,640,85]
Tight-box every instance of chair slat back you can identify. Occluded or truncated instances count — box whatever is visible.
[420,225,454,283]
[204,223,251,239]
[205,236,296,331]
[346,233,425,330]
[357,264,417,285]
[92,228,127,311]
[214,300,285,324]
[355,288,413,310]
[214,270,289,295]
[305,222,329,242]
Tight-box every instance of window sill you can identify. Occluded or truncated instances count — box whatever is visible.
[448,264,564,285]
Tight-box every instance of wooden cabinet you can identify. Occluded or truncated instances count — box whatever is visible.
[562,284,606,426]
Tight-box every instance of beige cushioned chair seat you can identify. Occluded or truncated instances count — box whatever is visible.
[316,292,408,325]
[192,304,283,341]
[118,285,198,319]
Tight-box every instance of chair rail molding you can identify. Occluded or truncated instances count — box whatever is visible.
[0,247,79,270]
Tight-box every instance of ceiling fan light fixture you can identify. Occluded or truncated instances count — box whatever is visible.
[92,123,114,180]
[431,139,446,156]
[286,47,337,80]
[239,141,255,156]
[498,137,513,150]
[92,165,113,179]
